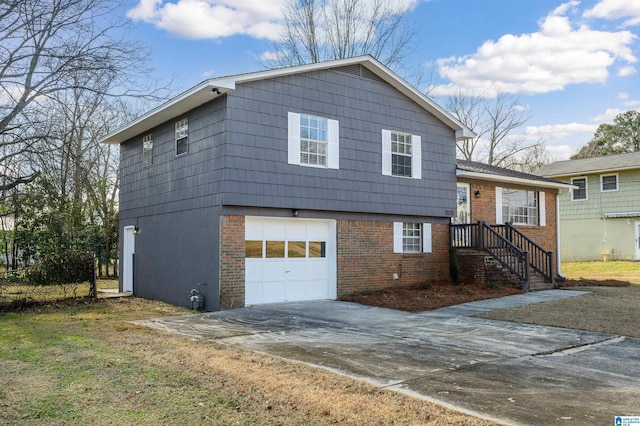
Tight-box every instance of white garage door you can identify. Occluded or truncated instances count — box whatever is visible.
[245,217,336,305]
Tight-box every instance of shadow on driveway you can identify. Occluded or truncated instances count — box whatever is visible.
[136,290,640,426]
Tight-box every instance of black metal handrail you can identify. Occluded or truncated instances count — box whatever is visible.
[504,223,554,283]
[452,221,529,288]
[451,221,554,286]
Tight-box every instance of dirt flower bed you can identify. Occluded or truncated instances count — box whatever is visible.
[340,280,524,312]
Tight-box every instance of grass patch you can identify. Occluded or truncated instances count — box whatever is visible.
[0,297,495,425]
[562,261,640,284]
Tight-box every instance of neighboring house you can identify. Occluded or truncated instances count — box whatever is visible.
[453,160,573,287]
[535,152,640,261]
[100,55,476,311]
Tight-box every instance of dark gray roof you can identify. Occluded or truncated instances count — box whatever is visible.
[457,160,565,185]
[533,151,640,177]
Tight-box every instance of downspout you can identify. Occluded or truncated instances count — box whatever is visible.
[556,192,566,280]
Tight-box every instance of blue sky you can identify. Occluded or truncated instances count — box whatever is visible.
[121,0,640,160]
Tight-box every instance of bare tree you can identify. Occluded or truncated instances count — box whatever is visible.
[269,0,416,68]
[446,91,544,168]
[0,0,157,191]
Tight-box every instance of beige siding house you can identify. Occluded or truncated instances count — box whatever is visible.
[535,152,640,261]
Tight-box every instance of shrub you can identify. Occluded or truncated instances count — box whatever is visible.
[26,251,94,285]
[449,246,460,285]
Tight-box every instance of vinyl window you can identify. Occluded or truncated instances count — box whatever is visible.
[382,130,421,179]
[502,189,538,226]
[143,134,153,166]
[288,112,339,169]
[175,118,188,156]
[600,174,618,192]
[571,177,587,201]
[393,222,432,253]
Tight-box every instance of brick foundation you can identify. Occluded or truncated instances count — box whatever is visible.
[219,215,245,309]
[337,220,450,296]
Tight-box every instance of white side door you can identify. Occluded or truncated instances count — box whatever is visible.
[123,225,136,292]
[636,221,640,261]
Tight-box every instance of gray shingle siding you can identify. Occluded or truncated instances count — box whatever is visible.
[221,69,457,217]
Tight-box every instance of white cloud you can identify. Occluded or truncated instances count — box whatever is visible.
[624,100,640,107]
[546,144,575,160]
[127,0,285,40]
[260,50,284,62]
[584,0,640,27]
[617,65,637,76]
[619,91,629,99]
[524,123,598,140]
[127,0,424,41]
[430,2,637,97]
[592,108,623,122]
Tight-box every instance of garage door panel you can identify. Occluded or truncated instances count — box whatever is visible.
[286,260,307,280]
[307,260,328,279]
[245,260,263,282]
[263,261,285,282]
[285,280,307,300]
[263,220,286,240]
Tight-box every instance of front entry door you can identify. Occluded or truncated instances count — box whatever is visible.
[455,183,470,224]
[123,225,136,292]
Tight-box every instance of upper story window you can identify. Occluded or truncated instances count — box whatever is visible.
[600,174,618,192]
[571,177,587,201]
[175,118,188,156]
[288,112,339,169]
[502,189,538,226]
[382,129,421,179]
[143,134,153,166]
[393,222,432,253]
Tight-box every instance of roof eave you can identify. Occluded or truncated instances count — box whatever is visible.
[100,82,234,145]
[457,170,575,189]
[99,55,475,145]
[541,164,640,178]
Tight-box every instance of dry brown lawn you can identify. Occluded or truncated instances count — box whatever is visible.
[0,297,497,425]
[476,285,640,338]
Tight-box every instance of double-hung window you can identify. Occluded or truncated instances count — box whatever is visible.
[288,112,339,169]
[501,189,538,226]
[600,174,618,192]
[571,177,587,201]
[175,118,188,156]
[393,222,432,253]
[142,134,153,166]
[382,130,421,179]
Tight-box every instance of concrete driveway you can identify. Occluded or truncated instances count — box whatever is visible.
[136,290,640,426]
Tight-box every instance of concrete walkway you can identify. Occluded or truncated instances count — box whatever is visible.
[136,290,640,426]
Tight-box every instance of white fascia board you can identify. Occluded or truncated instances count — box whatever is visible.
[456,170,576,190]
[100,55,475,144]
[100,81,234,145]
[222,55,475,140]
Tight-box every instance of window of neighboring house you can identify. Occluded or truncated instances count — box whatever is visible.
[382,129,421,179]
[175,118,188,155]
[288,112,339,169]
[502,189,538,226]
[601,174,618,192]
[393,222,432,253]
[571,177,587,200]
[143,134,153,166]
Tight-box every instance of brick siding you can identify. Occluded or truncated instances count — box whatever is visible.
[337,219,450,296]
[219,215,245,310]
[468,183,559,276]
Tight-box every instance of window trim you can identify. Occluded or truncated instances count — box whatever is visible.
[382,129,421,179]
[600,173,618,192]
[142,134,153,166]
[175,118,188,156]
[288,112,339,169]
[571,177,588,201]
[393,222,432,254]
[500,188,539,227]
